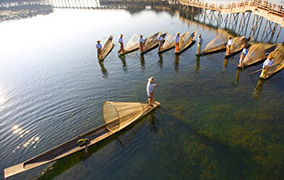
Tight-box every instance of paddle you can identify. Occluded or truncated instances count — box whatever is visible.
[248,68,263,75]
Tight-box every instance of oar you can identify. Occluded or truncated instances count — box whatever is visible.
[249,68,263,75]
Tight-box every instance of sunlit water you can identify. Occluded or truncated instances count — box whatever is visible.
[0,5,284,180]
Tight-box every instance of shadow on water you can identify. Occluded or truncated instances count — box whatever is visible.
[158,53,163,68]
[119,55,127,71]
[253,78,265,99]
[98,61,108,78]
[195,56,200,72]
[174,54,179,72]
[32,110,160,180]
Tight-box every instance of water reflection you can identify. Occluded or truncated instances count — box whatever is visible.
[119,55,127,71]
[223,57,229,71]
[140,54,145,70]
[234,68,241,87]
[174,54,179,72]
[148,114,159,134]
[158,53,163,68]
[195,56,200,72]
[253,79,265,99]
[98,61,108,78]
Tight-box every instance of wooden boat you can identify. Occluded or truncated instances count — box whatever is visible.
[224,36,254,58]
[140,32,167,55]
[238,43,279,68]
[197,34,228,56]
[175,31,197,55]
[260,45,284,79]
[100,35,114,61]
[118,34,140,56]
[158,34,175,53]
[4,101,160,178]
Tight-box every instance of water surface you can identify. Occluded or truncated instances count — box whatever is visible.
[0,3,284,180]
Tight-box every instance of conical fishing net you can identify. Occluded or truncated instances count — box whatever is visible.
[203,35,227,52]
[144,32,161,51]
[125,34,140,52]
[103,101,148,133]
[180,31,196,50]
[243,43,276,66]
[162,34,175,50]
[230,36,246,52]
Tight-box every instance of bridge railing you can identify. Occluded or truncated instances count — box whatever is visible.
[179,0,284,17]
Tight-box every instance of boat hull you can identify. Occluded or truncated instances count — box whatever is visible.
[4,101,160,178]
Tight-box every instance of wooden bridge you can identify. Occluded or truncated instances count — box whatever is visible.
[178,0,284,43]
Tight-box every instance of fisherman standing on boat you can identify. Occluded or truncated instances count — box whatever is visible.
[238,44,248,67]
[158,34,164,52]
[118,34,124,54]
[196,34,203,54]
[139,35,145,53]
[226,36,232,56]
[96,40,102,61]
[175,32,180,53]
[146,77,158,107]
[261,55,274,77]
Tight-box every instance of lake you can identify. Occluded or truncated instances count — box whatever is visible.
[0,1,284,180]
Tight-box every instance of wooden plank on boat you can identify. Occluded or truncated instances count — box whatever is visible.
[4,101,160,178]
[100,35,114,61]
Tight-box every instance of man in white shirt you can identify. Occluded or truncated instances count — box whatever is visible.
[146,77,158,106]
[158,34,164,52]
[238,44,248,67]
[226,36,232,55]
[197,34,203,54]
[118,34,124,54]
[139,35,145,52]
[261,55,274,77]
[96,40,102,60]
[175,32,180,53]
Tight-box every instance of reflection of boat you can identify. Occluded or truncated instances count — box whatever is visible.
[141,32,166,55]
[195,56,200,72]
[198,34,228,56]
[158,34,175,53]
[260,45,284,79]
[175,31,197,54]
[100,35,114,61]
[99,61,108,78]
[119,34,140,56]
[238,43,278,68]
[224,36,254,58]
[4,101,160,178]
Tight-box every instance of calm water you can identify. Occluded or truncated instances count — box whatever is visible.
[1,4,284,180]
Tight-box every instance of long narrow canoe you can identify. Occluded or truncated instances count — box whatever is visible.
[4,101,160,178]
[175,31,197,55]
[119,34,140,56]
[198,34,228,56]
[224,36,254,58]
[100,35,114,61]
[238,43,279,68]
[140,32,167,55]
[260,45,284,79]
[158,34,175,53]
